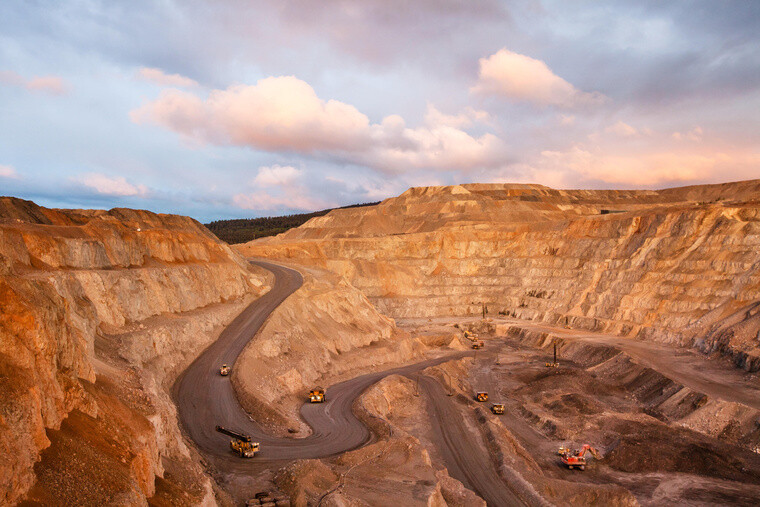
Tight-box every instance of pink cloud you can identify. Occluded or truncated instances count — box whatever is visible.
[138,67,199,88]
[471,49,606,107]
[131,76,507,173]
[80,173,148,197]
[0,71,68,95]
[605,121,640,138]
[525,146,759,187]
[672,126,704,142]
[0,164,19,179]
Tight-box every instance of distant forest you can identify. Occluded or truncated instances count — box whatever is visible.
[205,202,380,244]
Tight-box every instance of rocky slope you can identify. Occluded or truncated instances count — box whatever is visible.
[237,180,760,372]
[0,197,270,505]
[232,263,460,435]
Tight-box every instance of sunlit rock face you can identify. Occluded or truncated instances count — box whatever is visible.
[238,180,760,372]
[0,197,269,504]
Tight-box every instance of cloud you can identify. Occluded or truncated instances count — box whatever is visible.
[0,164,19,179]
[528,146,756,187]
[80,173,148,197]
[131,76,508,173]
[138,67,198,88]
[424,105,491,128]
[672,126,703,141]
[131,76,371,152]
[606,121,640,137]
[253,164,302,187]
[558,114,576,126]
[471,49,606,107]
[0,71,68,95]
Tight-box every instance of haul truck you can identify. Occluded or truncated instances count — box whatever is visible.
[309,387,325,403]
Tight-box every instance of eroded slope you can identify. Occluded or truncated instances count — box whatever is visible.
[0,197,269,504]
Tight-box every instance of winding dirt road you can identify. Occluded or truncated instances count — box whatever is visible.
[174,261,521,504]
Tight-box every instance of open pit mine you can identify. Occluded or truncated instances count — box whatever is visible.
[3,180,760,506]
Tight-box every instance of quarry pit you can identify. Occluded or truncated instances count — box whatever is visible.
[4,181,760,506]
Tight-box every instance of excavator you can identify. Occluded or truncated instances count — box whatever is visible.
[559,444,601,471]
[219,364,231,376]
[216,425,259,458]
[309,387,325,403]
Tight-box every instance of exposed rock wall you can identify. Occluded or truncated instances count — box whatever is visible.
[232,265,421,434]
[0,197,269,504]
[238,181,760,371]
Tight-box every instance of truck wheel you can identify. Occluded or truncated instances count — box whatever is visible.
[580,466,585,471]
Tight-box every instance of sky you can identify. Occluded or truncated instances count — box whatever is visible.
[1,1,759,222]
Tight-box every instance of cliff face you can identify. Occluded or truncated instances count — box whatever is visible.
[0,197,269,504]
[238,180,760,372]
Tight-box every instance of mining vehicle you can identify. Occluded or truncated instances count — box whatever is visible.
[231,439,259,458]
[220,364,231,376]
[215,425,259,458]
[491,403,504,415]
[559,444,601,470]
[472,340,484,349]
[545,343,559,368]
[476,391,489,402]
[309,387,325,403]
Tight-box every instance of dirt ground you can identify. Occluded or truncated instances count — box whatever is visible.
[390,316,760,506]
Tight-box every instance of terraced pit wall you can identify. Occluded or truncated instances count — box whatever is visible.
[238,182,760,372]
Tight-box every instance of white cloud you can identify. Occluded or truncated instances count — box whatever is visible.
[471,49,606,108]
[253,165,302,187]
[138,67,199,88]
[0,164,19,179]
[80,173,148,197]
[131,75,508,173]
[559,114,576,126]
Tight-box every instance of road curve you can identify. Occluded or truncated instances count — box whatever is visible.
[173,260,470,464]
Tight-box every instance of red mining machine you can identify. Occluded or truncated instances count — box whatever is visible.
[559,444,601,471]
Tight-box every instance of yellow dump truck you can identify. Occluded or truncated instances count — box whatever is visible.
[231,439,259,458]
[472,340,484,350]
[220,364,231,376]
[491,403,504,415]
[476,392,489,402]
[309,387,325,403]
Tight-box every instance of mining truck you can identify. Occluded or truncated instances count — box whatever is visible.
[559,444,601,471]
[472,340,484,349]
[491,403,504,415]
[476,391,489,402]
[215,426,259,458]
[309,387,325,403]
[220,364,231,376]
